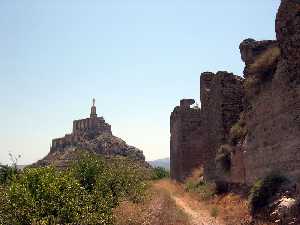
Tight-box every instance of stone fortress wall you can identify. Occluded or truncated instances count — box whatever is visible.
[170,73,244,182]
[170,99,202,181]
[170,0,300,186]
[200,72,244,181]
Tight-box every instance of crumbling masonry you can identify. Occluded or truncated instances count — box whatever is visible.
[170,72,244,182]
[170,0,300,186]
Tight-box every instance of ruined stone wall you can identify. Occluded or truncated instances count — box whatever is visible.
[73,117,111,135]
[240,0,300,185]
[170,0,300,186]
[170,73,244,182]
[200,72,244,181]
[170,99,203,181]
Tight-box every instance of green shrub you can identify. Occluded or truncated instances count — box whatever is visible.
[216,144,232,173]
[0,164,18,185]
[0,153,21,185]
[185,180,216,200]
[151,167,170,180]
[94,157,148,206]
[0,166,113,225]
[249,172,289,215]
[0,153,148,225]
[72,152,106,192]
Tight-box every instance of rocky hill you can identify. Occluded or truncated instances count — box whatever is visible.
[34,100,146,168]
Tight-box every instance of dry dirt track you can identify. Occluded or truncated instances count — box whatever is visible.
[153,180,224,225]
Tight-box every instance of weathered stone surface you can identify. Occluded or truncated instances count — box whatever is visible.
[200,72,244,181]
[170,72,244,182]
[170,100,203,181]
[276,0,300,78]
[240,39,278,66]
[240,0,300,185]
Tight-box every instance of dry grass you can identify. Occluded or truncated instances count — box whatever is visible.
[249,46,280,74]
[182,169,275,225]
[115,176,276,225]
[113,181,190,225]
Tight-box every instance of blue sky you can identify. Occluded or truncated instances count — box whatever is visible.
[0,0,281,164]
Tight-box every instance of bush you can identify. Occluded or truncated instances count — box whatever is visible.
[0,153,21,185]
[216,144,232,173]
[72,152,106,192]
[0,153,148,225]
[93,156,148,205]
[0,166,113,225]
[0,164,18,185]
[151,167,170,180]
[185,180,216,200]
[249,172,289,215]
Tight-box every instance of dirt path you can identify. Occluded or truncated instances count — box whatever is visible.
[154,180,224,225]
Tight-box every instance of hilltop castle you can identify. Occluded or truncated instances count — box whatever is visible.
[36,99,145,168]
[50,99,112,153]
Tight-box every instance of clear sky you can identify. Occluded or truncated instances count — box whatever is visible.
[0,0,281,165]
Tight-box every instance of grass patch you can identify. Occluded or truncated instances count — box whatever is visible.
[151,167,170,180]
[244,46,280,98]
[249,46,280,75]
[185,180,216,200]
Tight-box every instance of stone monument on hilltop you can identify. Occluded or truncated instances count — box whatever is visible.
[35,99,145,168]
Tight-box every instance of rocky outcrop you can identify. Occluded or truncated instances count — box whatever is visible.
[36,133,145,169]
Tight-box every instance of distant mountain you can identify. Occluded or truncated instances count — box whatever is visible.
[148,158,170,170]
[16,165,27,170]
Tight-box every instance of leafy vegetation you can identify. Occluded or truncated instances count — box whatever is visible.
[185,179,216,200]
[249,172,289,215]
[0,164,18,185]
[0,152,148,225]
[151,167,170,180]
[0,153,21,185]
